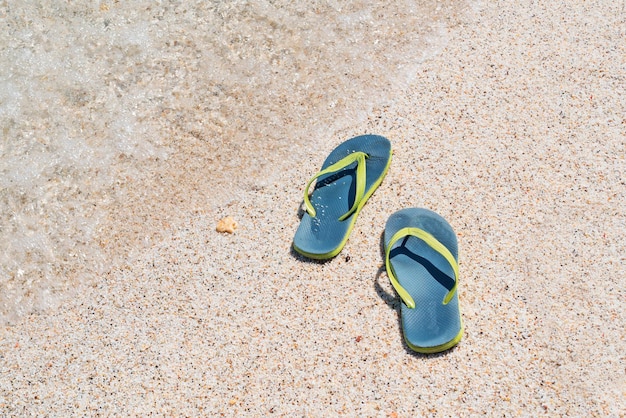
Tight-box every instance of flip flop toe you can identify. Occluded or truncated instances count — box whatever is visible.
[293,134,392,259]
[384,208,463,353]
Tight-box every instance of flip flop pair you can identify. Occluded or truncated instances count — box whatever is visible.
[293,135,463,353]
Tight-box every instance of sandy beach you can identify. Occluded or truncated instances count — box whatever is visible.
[1,0,625,416]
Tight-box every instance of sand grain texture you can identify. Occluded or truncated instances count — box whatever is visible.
[1,0,625,416]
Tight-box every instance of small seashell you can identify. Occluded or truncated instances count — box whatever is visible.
[216,216,238,233]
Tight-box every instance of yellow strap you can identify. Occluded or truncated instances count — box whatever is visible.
[303,151,368,221]
[385,227,458,308]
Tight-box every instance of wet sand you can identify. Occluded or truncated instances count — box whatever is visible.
[1,0,625,416]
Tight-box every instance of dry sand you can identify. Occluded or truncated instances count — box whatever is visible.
[1,0,625,416]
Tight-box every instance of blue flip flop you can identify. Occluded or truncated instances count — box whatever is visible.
[384,208,463,353]
[293,135,392,259]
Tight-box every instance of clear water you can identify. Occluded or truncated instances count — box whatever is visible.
[0,0,470,323]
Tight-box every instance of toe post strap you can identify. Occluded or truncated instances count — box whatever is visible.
[385,227,459,308]
[303,151,368,221]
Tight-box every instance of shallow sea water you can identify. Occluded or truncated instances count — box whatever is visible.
[0,1,470,323]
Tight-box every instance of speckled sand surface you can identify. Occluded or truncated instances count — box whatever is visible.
[1,1,625,416]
